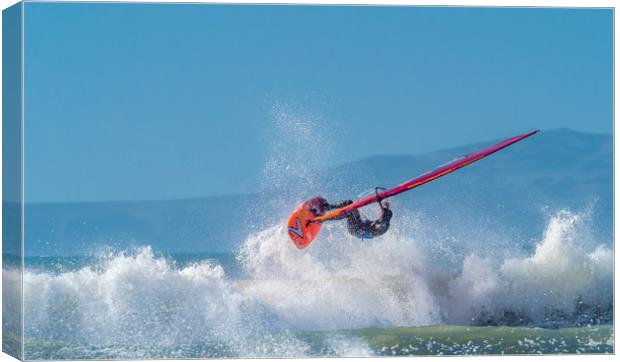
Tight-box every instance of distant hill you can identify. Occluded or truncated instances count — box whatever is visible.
[320,128,612,243]
[23,194,267,256]
[23,128,612,256]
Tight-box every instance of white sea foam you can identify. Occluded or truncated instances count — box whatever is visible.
[18,247,315,358]
[238,208,612,329]
[445,209,612,325]
[8,207,610,358]
[237,220,441,330]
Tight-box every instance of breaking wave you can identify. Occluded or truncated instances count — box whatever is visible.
[5,207,612,358]
[238,207,612,329]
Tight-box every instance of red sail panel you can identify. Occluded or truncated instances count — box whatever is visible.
[312,130,539,223]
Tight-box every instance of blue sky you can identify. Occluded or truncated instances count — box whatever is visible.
[24,3,612,202]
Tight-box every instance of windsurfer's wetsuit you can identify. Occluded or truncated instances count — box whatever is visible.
[307,196,392,239]
[345,203,392,239]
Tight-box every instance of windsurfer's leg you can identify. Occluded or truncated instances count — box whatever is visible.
[369,208,393,237]
[346,209,364,235]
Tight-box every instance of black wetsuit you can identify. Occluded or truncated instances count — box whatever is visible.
[345,207,392,239]
[311,197,392,239]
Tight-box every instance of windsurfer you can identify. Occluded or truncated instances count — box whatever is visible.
[306,196,393,239]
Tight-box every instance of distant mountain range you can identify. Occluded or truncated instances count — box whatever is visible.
[23,128,612,256]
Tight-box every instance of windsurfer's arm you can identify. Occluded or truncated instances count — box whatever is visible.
[326,200,353,210]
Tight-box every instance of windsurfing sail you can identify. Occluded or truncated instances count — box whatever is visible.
[287,130,539,249]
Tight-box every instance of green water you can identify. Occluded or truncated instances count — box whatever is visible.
[304,325,614,356]
[12,325,612,359]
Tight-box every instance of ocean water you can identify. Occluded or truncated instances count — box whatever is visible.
[3,208,613,359]
[4,110,613,358]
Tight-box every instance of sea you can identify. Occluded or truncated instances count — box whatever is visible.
[3,208,613,359]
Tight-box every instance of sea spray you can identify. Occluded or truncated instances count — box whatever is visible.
[20,248,314,358]
[237,207,611,329]
[2,267,23,340]
[237,219,441,329]
[259,102,342,207]
[25,248,227,342]
[11,209,613,358]
[445,209,612,326]
[13,249,373,358]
